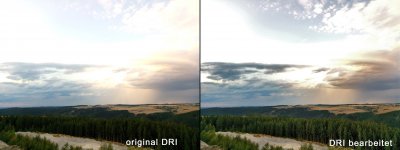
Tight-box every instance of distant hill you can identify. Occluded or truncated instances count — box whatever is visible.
[0,103,199,127]
[202,103,400,128]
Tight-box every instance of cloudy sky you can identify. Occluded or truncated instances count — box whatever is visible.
[201,0,400,107]
[0,0,199,107]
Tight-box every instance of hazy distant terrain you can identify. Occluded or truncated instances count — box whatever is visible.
[0,103,199,127]
[0,103,199,116]
[84,103,199,115]
[202,103,400,128]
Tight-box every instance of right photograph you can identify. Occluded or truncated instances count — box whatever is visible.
[200,0,400,150]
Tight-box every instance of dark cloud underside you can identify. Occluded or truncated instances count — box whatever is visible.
[202,62,307,81]
[325,48,400,91]
[0,62,95,81]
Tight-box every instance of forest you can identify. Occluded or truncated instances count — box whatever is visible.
[0,116,198,150]
[0,105,199,128]
[202,106,400,128]
[201,116,400,150]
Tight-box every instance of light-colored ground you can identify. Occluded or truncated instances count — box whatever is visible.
[0,140,9,149]
[216,132,328,150]
[0,140,20,150]
[274,105,297,109]
[172,104,200,114]
[0,140,7,147]
[374,104,400,114]
[200,141,208,148]
[109,105,168,115]
[16,132,129,150]
[307,105,367,115]
[108,104,199,115]
[200,141,221,150]
[74,104,199,115]
[275,104,400,115]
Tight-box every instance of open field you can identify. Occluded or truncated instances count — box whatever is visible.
[105,104,199,115]
[304,104,400,115]
[306,105,368,114]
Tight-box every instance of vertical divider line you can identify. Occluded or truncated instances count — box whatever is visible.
[198,0,202,149]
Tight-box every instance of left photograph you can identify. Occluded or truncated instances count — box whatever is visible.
[0,0,199,150]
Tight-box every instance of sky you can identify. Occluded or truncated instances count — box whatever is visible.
[0,0,199,107]
[201,0,400,107]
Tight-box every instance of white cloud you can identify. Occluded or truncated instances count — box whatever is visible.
[119,0,198,38]
[97,0,126,18]
[319,0,400,34]
[313,3,323,14]
[298,0,313,11]
[316,0,400,50]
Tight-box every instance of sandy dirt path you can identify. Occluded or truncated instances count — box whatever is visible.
[200,141,221,150]
[0,140,8,148]
[0,140,20,150]
[216,132,328,150]
[16,132,128,150]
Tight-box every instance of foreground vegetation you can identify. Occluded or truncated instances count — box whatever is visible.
[202,116,400,150]
[201,125,320,150]
[201,129,258,150]
[0,128,148,150]
[0,116,198,150]
[0,129,59,150]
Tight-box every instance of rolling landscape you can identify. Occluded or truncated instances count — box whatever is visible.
[202,103,400,128]
[0,103,199,127]
[0,103,199,150]
[201,103,400,150]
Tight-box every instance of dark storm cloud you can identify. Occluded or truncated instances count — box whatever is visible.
[201,79,303,107]
[0,62,97,106]
[126,50,199,103]
[313,67,329,73]
[0,62,95,81]
[201,62,306,105]
[325,48,400,91]
[130,69,198,91]
[0,79,91,102]
[129,54,199,92]
[202,62,307,81]
[131,70,198,91]
[201,76,293,103]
